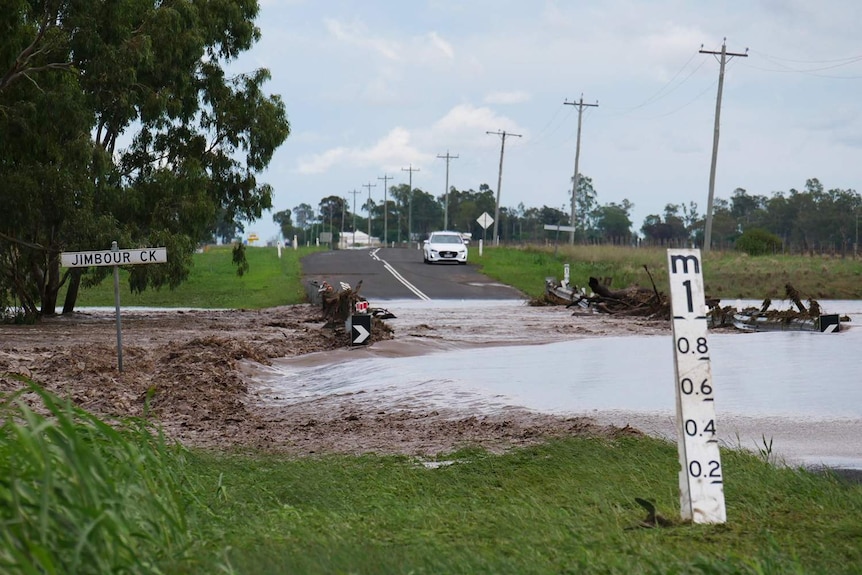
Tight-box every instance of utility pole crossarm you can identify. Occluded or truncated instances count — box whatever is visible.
[487,130,522,244]
[563,94,599,245]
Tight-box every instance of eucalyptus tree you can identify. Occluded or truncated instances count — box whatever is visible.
[318,196,345,237]
[573,174,598,235]
[272,209,294,241]
[1,0,290,317]
[292,203,314,244]
[593,200,634,242]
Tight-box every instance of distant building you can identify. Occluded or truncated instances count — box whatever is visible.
[338,231,380,249]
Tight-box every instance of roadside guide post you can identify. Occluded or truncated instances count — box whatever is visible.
[477,212,494,256]
[667,248,726,524]
[349,300,371,346]
[61,242,168,372]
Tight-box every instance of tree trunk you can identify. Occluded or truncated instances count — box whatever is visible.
[41,253,64,315]
[62,268,82,314]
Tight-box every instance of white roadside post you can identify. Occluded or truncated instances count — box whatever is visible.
[667,248,726,524]
[61,243,168,372]
[476,212,494,256]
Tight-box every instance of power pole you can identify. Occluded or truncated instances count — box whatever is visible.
[700,39,748,253]
[341,195,347,247]
[378,173,392,246]
[486,130,521,244]
[401,164,420,244]
[437,150,459,230]
[564,95,598,245]
[362,181,376,243]
[349,188,361,247]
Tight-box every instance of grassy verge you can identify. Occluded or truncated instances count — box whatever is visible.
[472,244,862,300]
[73,243,862,308]
[4,386,860,574]
[73,245,324,309]
[186,439,861,575]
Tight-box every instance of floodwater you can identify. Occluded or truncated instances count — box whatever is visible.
[258,299,862,471]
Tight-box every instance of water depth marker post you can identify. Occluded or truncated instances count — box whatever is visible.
[667,248,726,524]
[61,242,168,372]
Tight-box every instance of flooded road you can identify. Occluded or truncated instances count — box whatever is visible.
[255,299,862,471]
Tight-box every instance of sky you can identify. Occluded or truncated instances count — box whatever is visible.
[231,0,862,242]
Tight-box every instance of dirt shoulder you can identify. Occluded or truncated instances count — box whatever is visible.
[0,303,669,455]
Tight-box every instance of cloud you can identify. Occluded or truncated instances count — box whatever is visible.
[324,18,402,61]
[296,147,349,175]
[294,103,526,177]
[431,104,526,147]
[424,31,454,60]
[296,127,428,174]
[484,91,531,105]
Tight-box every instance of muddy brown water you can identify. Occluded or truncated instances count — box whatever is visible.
[255,299,862,472]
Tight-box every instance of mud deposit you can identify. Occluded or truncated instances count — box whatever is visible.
[0,302,667,455]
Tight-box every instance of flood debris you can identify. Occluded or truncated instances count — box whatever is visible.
[730,284,848,333]
[308,279,395,342]
[543,266,671,319]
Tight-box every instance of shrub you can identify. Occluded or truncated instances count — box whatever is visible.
[735,228,783,256]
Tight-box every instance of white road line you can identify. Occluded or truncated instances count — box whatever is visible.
[370,249,431,301]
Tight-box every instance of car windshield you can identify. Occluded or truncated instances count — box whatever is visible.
[430,235,462,244]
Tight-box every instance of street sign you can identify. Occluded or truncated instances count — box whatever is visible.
[667,248,726,524]
[61,247,167,268]
[350,314,371,345]
[60,243,168,373]
[476,212,494,229]
[543,224,576,233]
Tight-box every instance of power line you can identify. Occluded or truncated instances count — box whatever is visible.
[700,39,748,253]
[611,50,703,116]
[564,95,598,245]
[436,150,459,230]
[486,130,522,244]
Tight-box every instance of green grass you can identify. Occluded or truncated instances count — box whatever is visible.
[73,245,324,309]
[0,381,217,574]
[3,386,860,574]
[190,440,860,575]
[473,244,862,300]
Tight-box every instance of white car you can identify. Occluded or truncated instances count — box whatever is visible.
[423,231,468,264]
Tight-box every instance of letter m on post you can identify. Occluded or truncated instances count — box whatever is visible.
[670,254,700,274]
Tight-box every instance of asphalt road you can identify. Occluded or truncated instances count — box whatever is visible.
[301,247,525,301]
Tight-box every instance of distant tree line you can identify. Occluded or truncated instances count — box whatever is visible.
[639,178,861,255]
[275,176,860,255]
